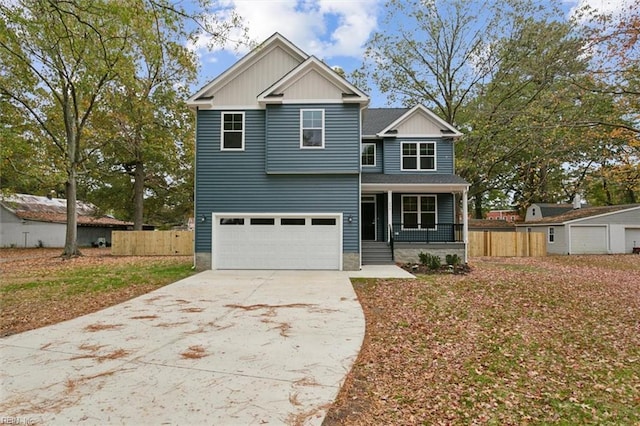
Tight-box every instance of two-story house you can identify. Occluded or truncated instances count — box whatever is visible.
[187,33,469,270]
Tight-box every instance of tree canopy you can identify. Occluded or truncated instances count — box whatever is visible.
[0,0,243,253]
[357,0,639,216]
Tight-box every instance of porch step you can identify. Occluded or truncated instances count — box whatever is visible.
[362,241,394,265]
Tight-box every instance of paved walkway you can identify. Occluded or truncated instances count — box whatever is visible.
[0,270,366,425]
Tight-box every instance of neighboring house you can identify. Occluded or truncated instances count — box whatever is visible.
[525,202,586,222]
[0,193,144,248]
[516,204,640,254]
[187,33,469,271]
[486,209,521,222]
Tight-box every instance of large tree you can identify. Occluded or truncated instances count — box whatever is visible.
[0,0,241,254]
[358,0,594,217]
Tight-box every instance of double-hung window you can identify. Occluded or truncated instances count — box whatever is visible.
[402,142,436,170]
[221,112,244,150]
[300,109,324,148]
[402,195,437,229]
[362,143,376,166]
[548,227,555,243]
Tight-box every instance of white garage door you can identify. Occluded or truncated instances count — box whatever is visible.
[213,213,342,270]
[570,225,607,254]
[625,228,640,253]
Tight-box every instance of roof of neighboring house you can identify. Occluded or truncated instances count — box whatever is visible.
[361,173,469,185]
[1,193,133,227]
[469,219,517,230]
[522,204,640,225]
[362,108,409,136]
[531,203,576,217]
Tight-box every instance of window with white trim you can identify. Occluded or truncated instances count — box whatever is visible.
[362,143,376,166]
[300,109,324,148]
[548,227,555,243]
[402,142,435,170]
[402,195,437,229]
[221,112,244,150]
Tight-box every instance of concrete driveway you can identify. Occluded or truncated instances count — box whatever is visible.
[0,270,365,425]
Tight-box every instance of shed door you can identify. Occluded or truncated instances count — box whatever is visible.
[213,214,342,270]
[625,228,640,253]
[570,226,607,254]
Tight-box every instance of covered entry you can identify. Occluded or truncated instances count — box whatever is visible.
[213,213,342,270]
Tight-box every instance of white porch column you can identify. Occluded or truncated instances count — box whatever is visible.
[462,189,469,261]
[387,190,393,243]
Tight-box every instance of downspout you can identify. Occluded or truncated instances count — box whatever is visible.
[462,188,469,262]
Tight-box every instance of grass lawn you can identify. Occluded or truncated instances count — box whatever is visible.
[325,255,640,425]
[0,248,195,337]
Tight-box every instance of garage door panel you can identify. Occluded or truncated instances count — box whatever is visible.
[625,228,640,253]
[214,214,341,270]
[570,226,607,254]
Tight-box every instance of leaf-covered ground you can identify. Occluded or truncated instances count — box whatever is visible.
[325,255,640,425]
[0,248,194,337]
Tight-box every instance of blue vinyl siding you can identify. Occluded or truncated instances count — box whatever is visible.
[383,137,454,174]
[266,104,361,174]
[361,140,383,173]
[195,108,359,254]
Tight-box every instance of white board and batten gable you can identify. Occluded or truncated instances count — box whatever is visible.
[187,33,368,109]
[378,105,462,138]
[187,33,307,109]
[257,56,368,106]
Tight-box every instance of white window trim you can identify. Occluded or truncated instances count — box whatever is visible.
[362,143,376,167]
[548,226,555,244]
[401,195,438,230]
[220,111,245,151]
[300,109,325,149]
[400,141,437,171]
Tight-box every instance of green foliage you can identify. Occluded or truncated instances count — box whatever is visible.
[446,254,461,266]
[0,0,245,239]
[419,252,442,270]
[358,0,638,213]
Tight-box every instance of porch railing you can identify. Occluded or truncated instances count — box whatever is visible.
[391,223,464,243]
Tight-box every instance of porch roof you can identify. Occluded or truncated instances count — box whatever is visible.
[361,173,469,193]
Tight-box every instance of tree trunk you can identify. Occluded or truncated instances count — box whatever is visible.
[602,177,612,205]
[133,160,145,230]
[474,195,483,219]
[62,166,80,257]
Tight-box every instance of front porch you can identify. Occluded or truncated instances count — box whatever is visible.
[360,174,469,265]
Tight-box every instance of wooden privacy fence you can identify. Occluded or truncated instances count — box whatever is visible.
[469,231,546,257]
[112,231,194,256]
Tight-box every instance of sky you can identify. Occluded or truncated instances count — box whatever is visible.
[189,0,634,107]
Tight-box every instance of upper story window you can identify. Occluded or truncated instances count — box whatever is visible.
[300,109,324,148]
[402,195,437,229]
[362,143,376,166]
[221,112,244,151]
[402,141,435,171]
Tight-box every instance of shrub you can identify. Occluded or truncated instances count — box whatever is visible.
[445,254,461,266]
[419,252,441,270]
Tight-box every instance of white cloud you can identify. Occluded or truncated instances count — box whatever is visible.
[191,0,380,61]
[567,0,635,22]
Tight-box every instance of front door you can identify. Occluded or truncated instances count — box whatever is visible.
[361,201,376,240]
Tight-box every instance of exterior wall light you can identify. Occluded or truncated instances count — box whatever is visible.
[347,214,353,224]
